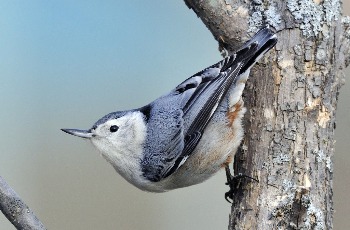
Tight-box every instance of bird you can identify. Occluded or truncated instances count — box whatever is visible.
[62,27,277,198]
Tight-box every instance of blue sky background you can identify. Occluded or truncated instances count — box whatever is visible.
[0,1,349,229]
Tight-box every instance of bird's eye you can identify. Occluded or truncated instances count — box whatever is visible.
[109,125,119,133]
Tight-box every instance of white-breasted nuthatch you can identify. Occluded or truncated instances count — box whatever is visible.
[62,27,277,194]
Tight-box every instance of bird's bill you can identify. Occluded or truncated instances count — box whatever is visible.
[61,128,93,139]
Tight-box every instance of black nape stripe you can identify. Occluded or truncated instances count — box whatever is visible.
[139,104,152,122]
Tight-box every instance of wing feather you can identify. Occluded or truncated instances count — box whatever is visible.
[141,27,277,182]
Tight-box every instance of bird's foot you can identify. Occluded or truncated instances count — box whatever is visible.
[224,166,258,203]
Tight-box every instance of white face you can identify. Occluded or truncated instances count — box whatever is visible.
[90,112,147,159]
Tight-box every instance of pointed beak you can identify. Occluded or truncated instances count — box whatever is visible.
[61,128,93,139]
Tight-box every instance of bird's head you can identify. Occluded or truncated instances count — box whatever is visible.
[62,110,147,159]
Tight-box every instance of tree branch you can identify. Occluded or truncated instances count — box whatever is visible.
[0,176,46,230]
[184,0,252,53]
[184,0,348,229]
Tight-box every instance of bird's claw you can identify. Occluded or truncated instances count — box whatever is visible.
[224,168,258,203]
[225,191,233,203]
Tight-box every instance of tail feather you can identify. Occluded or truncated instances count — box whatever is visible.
[238,27,278,74]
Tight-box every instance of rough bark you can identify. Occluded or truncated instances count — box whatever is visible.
[184,0,350,229]
[0,176,46,230]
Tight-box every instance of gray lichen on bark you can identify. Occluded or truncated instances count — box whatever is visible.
[286,0,341,37]
[184,0,350,229]
[248,1,283,32]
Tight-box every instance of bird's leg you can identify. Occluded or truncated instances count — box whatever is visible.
[224,165,258,203]
[224,165,237,203]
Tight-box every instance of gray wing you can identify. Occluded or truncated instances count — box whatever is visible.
[163,62,244,178]
[140,55,246,182]
[141,27,277,182]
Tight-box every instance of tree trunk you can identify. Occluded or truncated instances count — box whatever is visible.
[184,0,349,229]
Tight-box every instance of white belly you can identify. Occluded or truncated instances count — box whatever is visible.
[140,97,246,192]
[136,72,249,192]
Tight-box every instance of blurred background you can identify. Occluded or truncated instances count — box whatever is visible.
[0,1,349,229]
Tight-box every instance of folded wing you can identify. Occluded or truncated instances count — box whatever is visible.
[141,27,277,182]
